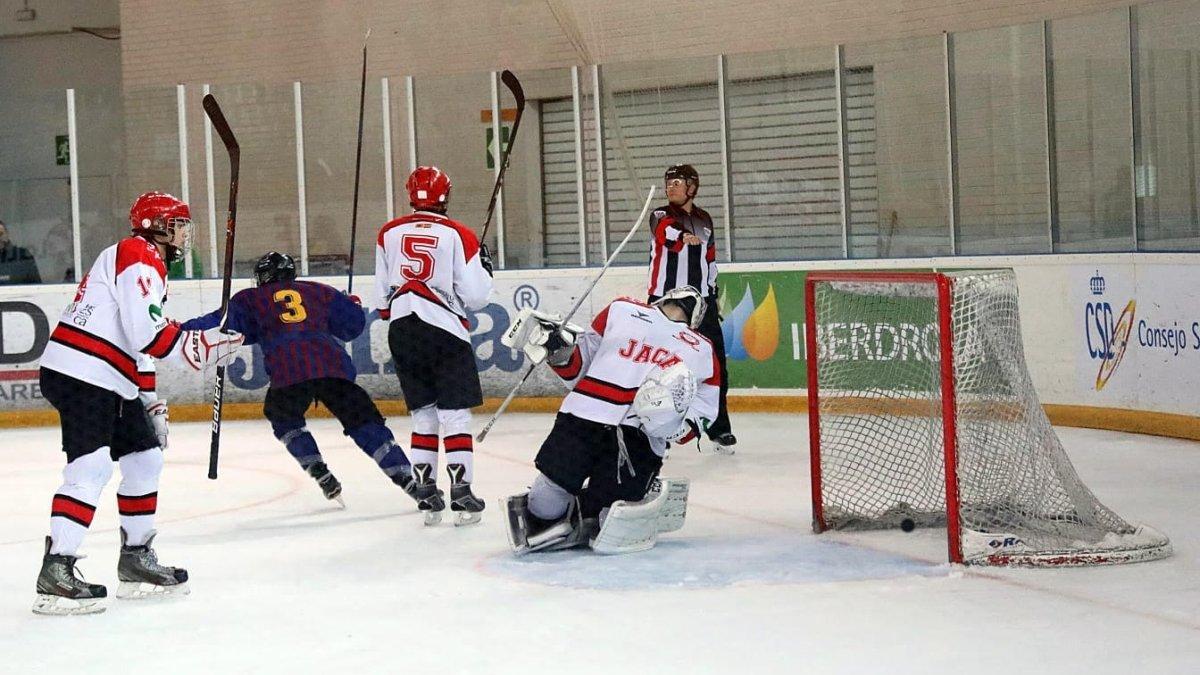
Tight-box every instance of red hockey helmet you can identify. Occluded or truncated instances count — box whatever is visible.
[406,166,452,211]
[129,191,192,262]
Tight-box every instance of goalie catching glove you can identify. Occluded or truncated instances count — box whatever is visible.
[501,308,582,366]
[629,363,702,443]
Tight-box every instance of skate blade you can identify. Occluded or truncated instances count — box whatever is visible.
[423,510,443,526]
[116,580,190,600]
[709,443,736,456]
[453,511,482,527]
[32,594,106,616]
[332,494,346,509]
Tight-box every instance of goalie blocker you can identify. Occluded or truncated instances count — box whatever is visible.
[501,289,718,555]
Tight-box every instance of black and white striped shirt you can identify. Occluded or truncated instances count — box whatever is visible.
[646,203,718,299]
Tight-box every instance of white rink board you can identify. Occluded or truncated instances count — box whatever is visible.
[2,253,1200,417]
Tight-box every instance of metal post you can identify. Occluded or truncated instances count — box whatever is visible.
[1128,5,1142,250]
[717,54,735,262]
[66,89,81,280]
[490,72,507,268]
[382,76,395,222]
[943,32,960,255]
[834,45,853,259]
[592,64,609,260]
[1043,20,1060,252]
[176,84,193,278]
[294,81,309,275]
[203,84,218,274]
[571,65,588,266]
[405,75,418,172]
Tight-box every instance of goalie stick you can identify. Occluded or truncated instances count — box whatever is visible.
[202,93,240,480]
[476,185,656,442]
[479,70,525,248]
[346,29,370,294]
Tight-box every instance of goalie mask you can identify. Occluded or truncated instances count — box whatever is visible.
[653,286,706,330]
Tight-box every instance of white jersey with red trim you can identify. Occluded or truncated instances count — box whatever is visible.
[550,298,720,453]
[39,237,186,400]
[374,210,493,344]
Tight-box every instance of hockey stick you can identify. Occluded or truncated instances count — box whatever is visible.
[476,185,656,442]
[202,93,240,480]
[346,29,370,294]
[479,70,525,246]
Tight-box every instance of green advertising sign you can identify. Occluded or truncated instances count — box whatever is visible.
[718,270,808,389]
[719,270,941,391]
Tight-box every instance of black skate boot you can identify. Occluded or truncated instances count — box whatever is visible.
[391,465,421,503]
[117,528,189,599]
[32,537,107,616]
[447,464,484,527]
[710,432,737,455]
[411,463,445,526]
[307,462,344,507]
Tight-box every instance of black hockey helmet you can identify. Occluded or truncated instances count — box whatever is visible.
[664,164,699,200]
[254,251,297,287]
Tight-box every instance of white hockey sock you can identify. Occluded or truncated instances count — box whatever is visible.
[117,448,164,547]
[50,448,113,556]
[410,404,440,475]
[439,408,474,483]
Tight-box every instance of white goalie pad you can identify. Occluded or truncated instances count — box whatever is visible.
[500,308,580,365]
[504,492,588,556]
[630,363,697,442]
[590,478,690,554]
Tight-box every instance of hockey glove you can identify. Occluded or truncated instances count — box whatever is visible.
[479,243,494,277]
[501,308,582,365]
[629,363,698,442]
[142,397,170,450]
[181,328,245,371]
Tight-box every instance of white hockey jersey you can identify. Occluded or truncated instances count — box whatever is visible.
[40,237,183,400]
[551,298,720,453]
[374,210,493,344]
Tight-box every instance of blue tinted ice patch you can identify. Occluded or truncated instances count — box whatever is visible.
[485,535,946,590]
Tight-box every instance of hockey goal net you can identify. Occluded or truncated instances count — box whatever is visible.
[805,270,1171,566]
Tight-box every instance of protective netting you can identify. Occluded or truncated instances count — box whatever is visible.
[810,270,1171,566]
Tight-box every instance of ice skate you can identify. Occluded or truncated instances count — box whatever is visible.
[411,463,445,526]
[116,529,189,599]
[710,432,737,455]
[307,462,345,507]
[32,537,107,616]
[447,464,484,526]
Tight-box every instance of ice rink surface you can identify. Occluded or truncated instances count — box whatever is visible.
[1,413,1196,674]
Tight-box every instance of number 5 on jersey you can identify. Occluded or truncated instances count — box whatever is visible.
[401,234,438,282]
[274,289,308,323]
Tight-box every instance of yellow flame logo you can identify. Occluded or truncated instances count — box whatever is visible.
[741,284,780,361]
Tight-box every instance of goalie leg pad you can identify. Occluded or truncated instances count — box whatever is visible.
[589,478,690,554]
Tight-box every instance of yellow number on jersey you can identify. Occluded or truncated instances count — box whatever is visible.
[273,289,308,324]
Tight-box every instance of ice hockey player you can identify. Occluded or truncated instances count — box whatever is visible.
[181,251,421,507]
[500,286,719,554]
[34,191,243,615]
[647,164,737,454]
[375,166,494,525]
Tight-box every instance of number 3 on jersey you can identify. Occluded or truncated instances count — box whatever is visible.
[401,234,439,282]
[273,289,308,324]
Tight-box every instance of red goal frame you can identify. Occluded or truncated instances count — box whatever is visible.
[804,271,964,563]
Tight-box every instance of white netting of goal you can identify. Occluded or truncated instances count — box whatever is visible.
[808,269,1171,566]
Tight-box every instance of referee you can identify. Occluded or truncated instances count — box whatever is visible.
[646,164,736,454]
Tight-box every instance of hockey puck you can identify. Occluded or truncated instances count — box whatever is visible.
[900,518,916,532]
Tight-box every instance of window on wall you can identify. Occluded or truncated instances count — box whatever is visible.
[1136,0,1200,251]
[1050,9,1135,252]
[540,97,583,267]
[954,23,1050,255]
[726,67,877,261]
